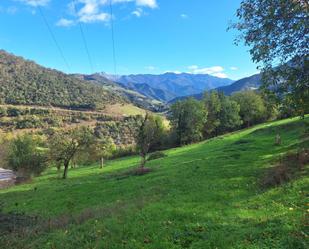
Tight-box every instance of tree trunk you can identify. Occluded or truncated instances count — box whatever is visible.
[56,163,61,178]
[63,161,69,179]
[100,157,104,169]
[140,154,146,169]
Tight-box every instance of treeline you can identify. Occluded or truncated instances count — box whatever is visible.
[168,90,279,145]
[0,106,126,131]
[0,115,145,179]
[0,90,302,180]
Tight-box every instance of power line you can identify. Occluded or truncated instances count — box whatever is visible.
[109,0,117,75]
[73,1,95,73]
[38,6,71,71]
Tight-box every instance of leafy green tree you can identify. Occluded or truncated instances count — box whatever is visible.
[136,113,165,169]
[48,127,93,179]
[170,98,207,145]
[231,0,309,116]
[261,91,280,120]
[232,91,267,127]
[217,96,242,133]
[203,91,222,137]
[89,137,115,169]
[8,135,47,178]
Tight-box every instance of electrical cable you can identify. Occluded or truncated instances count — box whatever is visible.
[38,6,71,71]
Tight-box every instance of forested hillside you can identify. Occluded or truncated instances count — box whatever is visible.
[75,74,167,112]
[0,50,125,110]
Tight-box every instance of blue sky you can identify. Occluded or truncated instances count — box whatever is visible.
[0,0,259,80]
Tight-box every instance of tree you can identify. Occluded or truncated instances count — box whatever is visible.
[48,127,93,179]
[231,0,309,116]
[89,137,115,169]
[170,98,207,145]
[203,91,222,137]
[217,96,242,133]
[232,91,267,127]
[8,134,47,178]
[136,113,164,169]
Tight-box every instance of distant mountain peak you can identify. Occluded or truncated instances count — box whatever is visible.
[169,73,262,103]
[105,72,234,102]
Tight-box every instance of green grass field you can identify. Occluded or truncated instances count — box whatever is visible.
[0,117,308,249]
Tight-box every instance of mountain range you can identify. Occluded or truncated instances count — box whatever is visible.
[102,72,234,102]
[169,73,262,103]
[0,50,262,113]
[216,73,261,95]
[74,73,166,112]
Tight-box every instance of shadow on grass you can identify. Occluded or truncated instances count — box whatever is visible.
[0,117,308,248]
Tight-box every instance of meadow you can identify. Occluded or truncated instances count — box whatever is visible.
[0,117,308,249]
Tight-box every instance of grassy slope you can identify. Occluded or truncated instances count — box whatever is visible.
[0,117,308,249]
[103,103,146,116]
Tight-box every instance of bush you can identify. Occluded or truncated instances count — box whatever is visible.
[7,107,22,117]
[109,145,137,159]
[148,151,167,161]
[0,107,7,117]
[15,115,44,129]
[8,135,48,178]
[261,149,308,188]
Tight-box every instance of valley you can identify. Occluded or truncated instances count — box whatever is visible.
[1,117,308,248]
[0,1,308,248]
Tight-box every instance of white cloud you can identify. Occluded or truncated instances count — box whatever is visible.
[180,14,188,19]
[57,0,158,26]
[188,65,198,71]
[230,66,238,71]
[78,1,98,16]
[164,70,182,74]
[212,72,228,78]
[136,0,157,8]
[0,6,18,14]
[188,65,228,78]
[18,0,50,7]
[56,18,75,27]
[79,12,110,23]
[132,8,143,17]
[145,65,156,71]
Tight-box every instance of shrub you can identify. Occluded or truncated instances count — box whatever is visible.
[0,107,7,117]
[109,145,137,159]
[8,135,48,178]
[29,108,50,115]
[261,149,308,188]
[148,151,167,161]
[7,107,22,117]
[15,115,44,129]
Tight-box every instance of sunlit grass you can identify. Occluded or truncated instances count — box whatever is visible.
[0,116,308,249]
